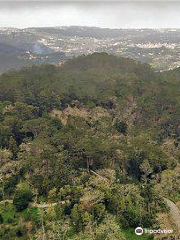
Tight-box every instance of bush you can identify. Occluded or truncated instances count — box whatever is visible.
[115,121,128,135]
[13,184,33,211]
[0,214,3,224]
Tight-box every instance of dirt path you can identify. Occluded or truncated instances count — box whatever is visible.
[30,202,58,208]
[30,201,68,208]
[164,198,180,232]
[0,199,68,208]
[0,199,13,204]
[1,197,180,232]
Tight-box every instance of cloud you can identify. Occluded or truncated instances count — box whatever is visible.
[0,1,180,28]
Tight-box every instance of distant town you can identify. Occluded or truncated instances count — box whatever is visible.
[1,26,180,73]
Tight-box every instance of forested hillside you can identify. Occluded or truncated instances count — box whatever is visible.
[0,53,180,239]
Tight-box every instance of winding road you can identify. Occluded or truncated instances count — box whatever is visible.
[0,195,180,233]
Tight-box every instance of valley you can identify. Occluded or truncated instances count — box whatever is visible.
[1,27,180,73]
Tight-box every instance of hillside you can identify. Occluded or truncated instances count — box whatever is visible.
[0,53,31,74]
[0,53,180,239]
[1,27,180,73]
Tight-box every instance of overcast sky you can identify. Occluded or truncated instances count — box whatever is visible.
[0,1,180,28]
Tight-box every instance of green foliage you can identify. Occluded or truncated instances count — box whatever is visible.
[123,228,153,240]
[115,121,128,135]
[13,183,33,211]
[4,175,19,196]
[0,214,3,224]
[48,187,57,202]
[71,204,86,231]
[0,53,180,239]
[155,165,180,202]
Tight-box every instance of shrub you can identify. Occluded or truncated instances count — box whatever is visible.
[13,183,33,211]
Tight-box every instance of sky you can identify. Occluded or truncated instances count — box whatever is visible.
[0,1,180,28]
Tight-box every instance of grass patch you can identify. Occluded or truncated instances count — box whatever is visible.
[123,228,154,240]
[0,203,17,224]
[21,207,39,224]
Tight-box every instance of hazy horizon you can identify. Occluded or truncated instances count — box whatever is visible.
[1,1,180,29]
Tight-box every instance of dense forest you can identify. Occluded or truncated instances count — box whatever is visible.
[0,53,180,239]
